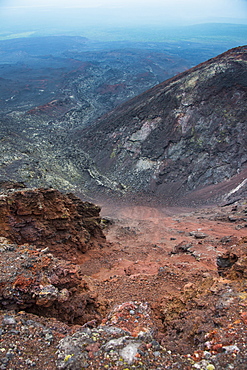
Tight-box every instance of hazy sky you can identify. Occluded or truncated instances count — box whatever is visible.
[2,0,247,13]
[0,0,247,37]
[1,0,247,10]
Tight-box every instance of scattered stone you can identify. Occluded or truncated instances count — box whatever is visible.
[228,215,239,222]
[103,302,155,338]
[119,342,141,364]
[2,316,16,326]
[189,231,208,239]
[171,242,192,254]
[217,252,238,276]
[222,344,240,354]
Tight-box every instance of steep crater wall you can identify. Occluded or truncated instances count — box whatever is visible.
[78,46,247,202]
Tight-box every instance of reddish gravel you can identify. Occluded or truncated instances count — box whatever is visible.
[0,189,247,369]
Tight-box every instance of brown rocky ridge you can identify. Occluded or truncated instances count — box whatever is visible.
[0,185,105,259]
[0,185,247,369]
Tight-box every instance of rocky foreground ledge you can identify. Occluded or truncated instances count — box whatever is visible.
[0,186,247,369]
[0,186,105,259]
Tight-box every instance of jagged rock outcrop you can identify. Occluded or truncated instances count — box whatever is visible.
[78,46,247,204]
[0,187,105,259]
[0,238,105,324]
[218,236,247,279]
[56,301,157,369]
[0,187,108,324]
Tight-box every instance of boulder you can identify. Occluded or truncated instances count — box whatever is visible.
[0,187,105,259]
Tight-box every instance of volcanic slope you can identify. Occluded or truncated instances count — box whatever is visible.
[78,46,247,205]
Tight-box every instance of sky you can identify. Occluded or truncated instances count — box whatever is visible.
[0,0,247,38]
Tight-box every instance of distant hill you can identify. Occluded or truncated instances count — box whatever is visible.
[0,34,235,118]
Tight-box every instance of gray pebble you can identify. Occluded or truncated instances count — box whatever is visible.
[2,316,16,326]
[1,358,9,364]
[6,352,14,359]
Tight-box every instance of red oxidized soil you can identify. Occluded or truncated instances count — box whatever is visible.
[79,202,246,281]
[78,200,247,356]
[1,188,247,369]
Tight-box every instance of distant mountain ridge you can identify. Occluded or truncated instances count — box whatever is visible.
[77,45,247,204]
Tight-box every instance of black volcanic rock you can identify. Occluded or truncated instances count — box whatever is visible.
[0,41,246,205]
[78,46,247,204]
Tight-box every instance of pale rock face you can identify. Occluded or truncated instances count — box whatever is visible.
[129,118,160,142]
[135,158,159,172]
